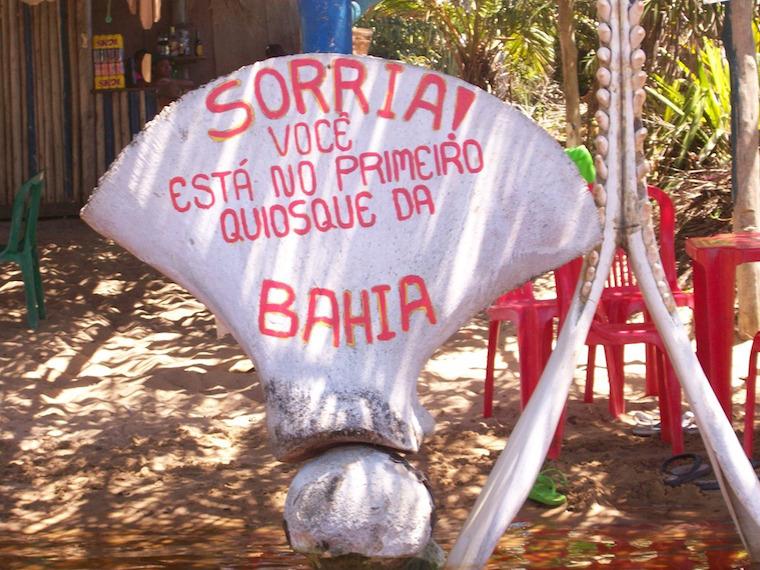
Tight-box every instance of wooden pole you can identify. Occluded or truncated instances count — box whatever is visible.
[19,3,28,180]
[111,91,122,156]
[558,0,582,147]
[1,0,11,205]
[725,0,760,339]
[48,2,65,204]
[39,3,56,203]
[77,0,96,197]
[33,4,47,200]
[67,0,81,203]
[58,0,74,200]
[8,0,24,192]
[95,93,105,178]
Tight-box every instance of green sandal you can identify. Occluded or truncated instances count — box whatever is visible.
[528,468,568,507]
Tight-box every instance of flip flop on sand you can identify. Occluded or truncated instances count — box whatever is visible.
[632,410,661,436]
[661,453,712,487]
[695,458,760,491]
[632,411,699,437]
[681,411,699,435]
[528,468,568,507]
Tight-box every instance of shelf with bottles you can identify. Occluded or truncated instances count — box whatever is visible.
[156,23,205,61]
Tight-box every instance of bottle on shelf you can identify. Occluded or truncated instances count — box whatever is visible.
[169,26,179,57]
[157,32,169,56]
[177,27,191,56]
[195,37,204,57]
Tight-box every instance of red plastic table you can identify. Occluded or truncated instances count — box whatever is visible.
[686,232,760,419]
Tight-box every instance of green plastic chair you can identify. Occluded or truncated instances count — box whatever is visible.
[0,173,45,329]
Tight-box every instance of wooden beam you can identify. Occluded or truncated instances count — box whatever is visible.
[8,0,23,192]
[48,2,65,204]
[726,0,760,338]
[95,92,105,178]
[1,1,11,205]
[119,90,130,151]
[58,0,74,199]
[66,0,81,203]
[76,0,96,199]
[33,4,47,199]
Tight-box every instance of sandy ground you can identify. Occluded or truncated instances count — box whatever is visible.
[0,218,758,567]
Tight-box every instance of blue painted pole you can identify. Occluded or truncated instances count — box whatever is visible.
[298,0,353,54]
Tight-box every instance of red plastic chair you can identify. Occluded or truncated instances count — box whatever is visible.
[555,258,685,455]
[484,283,558,415]
[484,187,689,456]
[483,280,565,458]
[745,332,760,458]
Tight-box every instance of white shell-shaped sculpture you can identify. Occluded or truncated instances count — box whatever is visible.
[82,55,599,461]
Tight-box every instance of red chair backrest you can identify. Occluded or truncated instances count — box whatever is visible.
[647,185,678,287]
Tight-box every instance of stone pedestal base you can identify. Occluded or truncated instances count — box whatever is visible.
[284,446,440,567]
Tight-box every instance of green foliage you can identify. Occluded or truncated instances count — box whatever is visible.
[362,0,556,92]
[356,14,445,70]
[645,37,732,171]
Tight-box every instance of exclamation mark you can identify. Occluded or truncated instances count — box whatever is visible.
[451,86,476,131]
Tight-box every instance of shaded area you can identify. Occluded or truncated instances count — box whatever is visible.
[0,219,754,567]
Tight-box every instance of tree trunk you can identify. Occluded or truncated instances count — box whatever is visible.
[558,0,581,147]
[724,0,760,338]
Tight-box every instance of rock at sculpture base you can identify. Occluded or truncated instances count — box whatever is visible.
[285,446,440,566]
[303,540,445,569]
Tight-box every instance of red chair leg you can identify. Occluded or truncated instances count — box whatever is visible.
[484,319,502,418]
[604,344,626,417]
[658,353,683,455]
[585,345,597,403]
[517,311,541,409]
[655,350,671,443]
[539,317,555,371]
[744,333,760,458]
[645,344,659,396]
[642,311,659,397]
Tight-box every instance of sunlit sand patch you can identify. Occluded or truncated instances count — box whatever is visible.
[222,412,266,428]
[92,279,126,296]
[0,280,22,293]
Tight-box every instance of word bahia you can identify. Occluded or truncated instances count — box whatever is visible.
[258,275,437,347]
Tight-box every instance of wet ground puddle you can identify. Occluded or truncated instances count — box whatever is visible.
[0,518,754,569]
